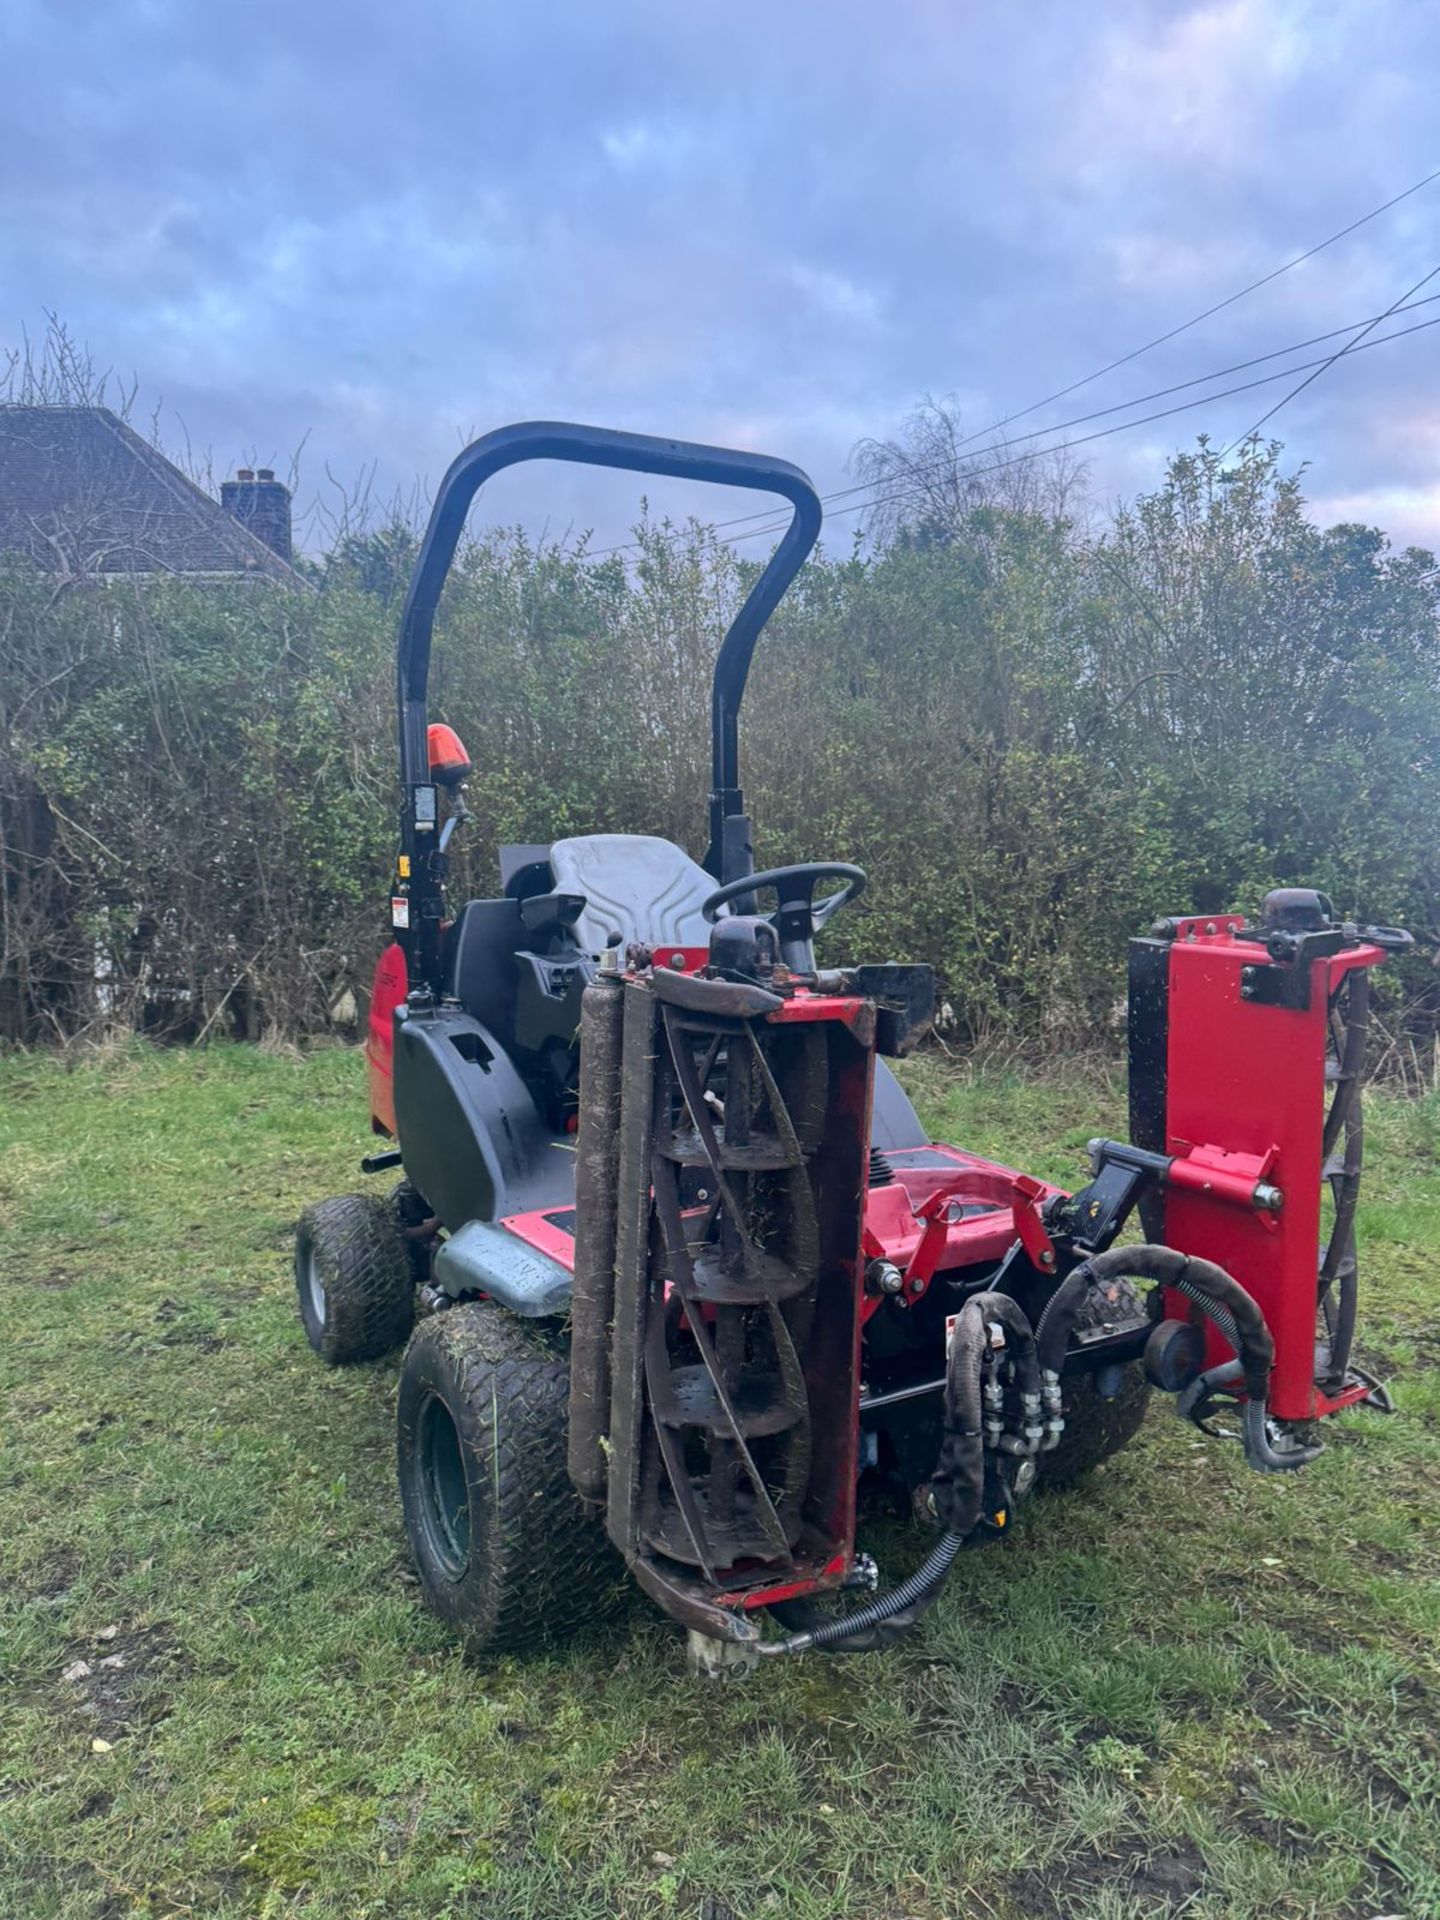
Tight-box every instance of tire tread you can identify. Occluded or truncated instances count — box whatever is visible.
[1038,1277,1151,1488]
[296,1192,414,1364]
[398,1304,615,1655]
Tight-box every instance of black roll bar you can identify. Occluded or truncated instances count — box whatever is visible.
[396,421,822,885]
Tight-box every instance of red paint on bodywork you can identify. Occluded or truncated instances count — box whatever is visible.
[766,991,876,1034]
[499,1206,579,1266]
[1010,1172,1059,1270]
[722,1552,851,1610]
[645,946,709,973]
[504,1136,1063,1296]
[1159,923,1388,1422]
[367,942,407,1135]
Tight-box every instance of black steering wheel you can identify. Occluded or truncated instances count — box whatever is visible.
[702,862,867,975]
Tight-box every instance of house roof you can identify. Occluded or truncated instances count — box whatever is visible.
[0,405,305,584]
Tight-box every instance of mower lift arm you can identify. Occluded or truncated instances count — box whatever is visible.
[395,422,823,920]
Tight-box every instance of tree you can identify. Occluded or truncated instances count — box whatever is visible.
[851,393,1087,548]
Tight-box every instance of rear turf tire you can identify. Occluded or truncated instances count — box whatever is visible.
[295,1192,415,1364]
[1038,1279,1151,1488]
[395,1303,616,1657]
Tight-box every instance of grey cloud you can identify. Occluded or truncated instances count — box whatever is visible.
[2,0,1436,548]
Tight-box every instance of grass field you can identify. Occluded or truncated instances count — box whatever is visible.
[2,1044,1439,1920]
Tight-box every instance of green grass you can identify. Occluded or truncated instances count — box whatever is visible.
[2,1043,1439,1919]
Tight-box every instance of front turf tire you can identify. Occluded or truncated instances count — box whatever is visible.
[396,1303,616,1658]
[1038,1366,1151,1488]
[1038,1279,1151,1489]
[295,1192,415,1365]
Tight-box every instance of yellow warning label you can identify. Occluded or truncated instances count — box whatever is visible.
[398,855,411,878]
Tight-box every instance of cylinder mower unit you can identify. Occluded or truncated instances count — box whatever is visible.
[290,418,1412,1678]
[1115,891,1413,1449]
[570,955,879,1668]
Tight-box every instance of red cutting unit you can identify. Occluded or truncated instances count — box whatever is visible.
[1122,892,1407,1433]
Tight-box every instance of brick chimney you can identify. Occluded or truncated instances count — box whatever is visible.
[220,466,292,563]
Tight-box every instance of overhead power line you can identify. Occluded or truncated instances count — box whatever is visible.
[702,291,1440,535]
[585,308,1440,557]
[955,161,1440,446]
[587,161,1440,559]
[710,309,1440,549]
[1222,261,1440,453]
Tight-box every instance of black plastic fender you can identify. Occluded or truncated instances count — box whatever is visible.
[392,1003,575,1229]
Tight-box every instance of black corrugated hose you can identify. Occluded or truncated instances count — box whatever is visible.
[1035,1243,1326,1471]
[1035,1243,1274,1403]
[756,1528,967,1656]
[759,1290,1035,1657]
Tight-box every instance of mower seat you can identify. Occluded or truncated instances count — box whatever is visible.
[547,834,715,956]
[540,834,929,1148]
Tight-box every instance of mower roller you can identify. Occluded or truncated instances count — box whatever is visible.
[294,421,1411,1676]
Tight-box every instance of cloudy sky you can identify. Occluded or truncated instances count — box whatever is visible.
[3,0,1437,553]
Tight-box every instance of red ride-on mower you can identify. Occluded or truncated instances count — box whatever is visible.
[294,422,1411,1675]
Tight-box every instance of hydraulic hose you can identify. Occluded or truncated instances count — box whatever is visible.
[1034,1244,1305,1472]
[759,1291,1038,1658]
[1173,1277,1242,1355]
[1175,1358,1322,1471]
[1177,1354,1244,1421]
[931,1291,1038,1535]
[1241,1397,1322,1470]
[756,1529,965,1656]
[1035,1244,1273,1404]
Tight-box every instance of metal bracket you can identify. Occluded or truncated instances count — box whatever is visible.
[1238,928,1346,1012]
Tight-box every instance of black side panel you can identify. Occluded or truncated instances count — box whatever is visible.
[446,898,523,1043]
[393,1007,575,1229]
[871,1058,928,1150]
[850,964,935,1058]
[1127,936,1170,1242]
